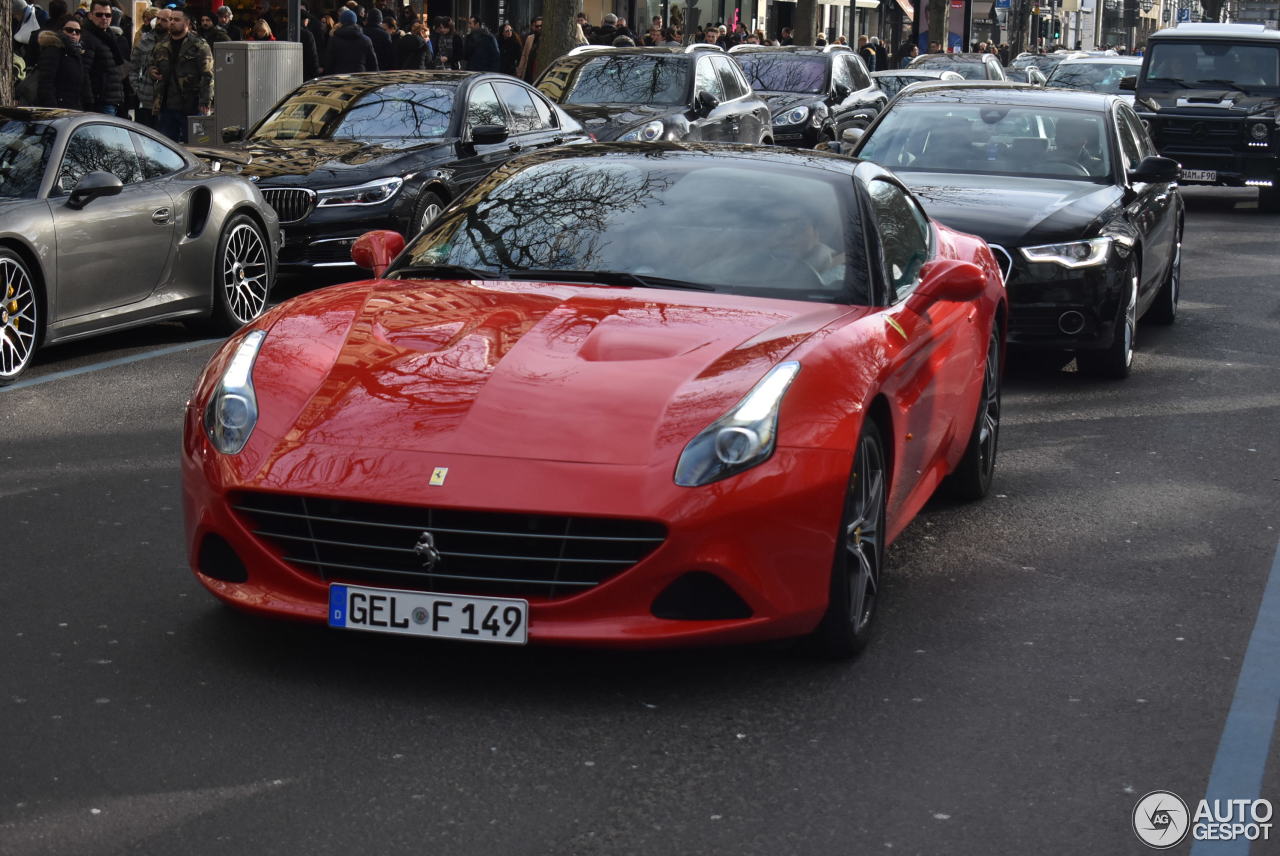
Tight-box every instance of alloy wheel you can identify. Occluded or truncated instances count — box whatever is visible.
[1122,271,1137,369]
[844,430,886,635]
[0,256,37,380]
[221,223,270,325]
[977,331,1001,479]
[419,202,442,233]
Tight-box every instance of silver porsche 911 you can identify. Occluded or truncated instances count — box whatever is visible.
[0,107,280,385]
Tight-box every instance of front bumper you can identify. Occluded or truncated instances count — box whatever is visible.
[1144,113,1280,187]
[772,123,820,149]
[993,244,1128,351]
[181,413,852,649]
[263,190,419,270]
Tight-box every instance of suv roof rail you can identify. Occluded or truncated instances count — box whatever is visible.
[567,45,613,56]
[685,43,725,52]
[823,44,853,53]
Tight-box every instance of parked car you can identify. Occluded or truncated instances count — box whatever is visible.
[1045,55,1143,99]
[0,107,279,385]
[1003,66,1048,86]
[871,68,965,98]
[1130,22,1280,211]
[728,45,887,146]
[910,52,1008,80]
[183,142,1006,659]
[1011,50,1088,76]
[854,83,1183,378]
[213,71,590,271]
[535,46,773,144]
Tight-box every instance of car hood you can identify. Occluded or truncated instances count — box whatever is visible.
[895,172,1120,247]
[756,91,823,116]
[559,104,674,141]
[234,138,455,183]
[259,280,859,465]
[1139,89,1280,116]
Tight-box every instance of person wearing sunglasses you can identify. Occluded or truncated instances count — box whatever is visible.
[81,0,126,115]
[37,14,95,110]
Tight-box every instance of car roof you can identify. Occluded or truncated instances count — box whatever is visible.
[553,47,694,62]
[730,45,845,58]
[1150,22,1280,41]
[0,106,79,123]
[290,70,475,97]
[1055,55,1143,65]
[914,52,994,62]
[509,140,871,176]
[892,81,1119,109]
[872,69,957,77]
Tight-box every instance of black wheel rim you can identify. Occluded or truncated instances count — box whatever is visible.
[0,257,37,379]
[221,224,270,324]
[978,331,1000,478]
[845,432,885,634]
[1168,241,1181,312]
[1123,270,1137,368]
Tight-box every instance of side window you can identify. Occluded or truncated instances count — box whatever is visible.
[695,58,725,101]
[133,132,187,179]
[846,56,871,90]
[866,178,931,301]
[831,56,853,91]
[713,56,744,100]
[57,124,144,194]
[467,82,507,129]
[493,81,543,133]
[530,91,559,129]
[1120,107,1153,160]
[1114,109,1141,172]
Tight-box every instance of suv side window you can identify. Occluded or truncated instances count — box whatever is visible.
[846,56,871,90]
[467,82,508,129]
[831,56,853,92]
[695,57,726,101]
[866,178,931,301]
[713,55,746,100]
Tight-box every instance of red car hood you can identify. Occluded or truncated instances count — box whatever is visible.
[263,279,861,466]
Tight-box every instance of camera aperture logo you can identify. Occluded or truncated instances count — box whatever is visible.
[1133,791,1190,849]
[1132,791,1275,848]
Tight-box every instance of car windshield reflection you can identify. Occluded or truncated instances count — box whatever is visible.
[1048,63,1140,92]
[562,56,688,106]
[253,84,456,141]
[735,56,828,94]
[1145,42,1280,90]
[0,121,55,199]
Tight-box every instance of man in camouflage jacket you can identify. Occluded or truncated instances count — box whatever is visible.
[149,8,213,143]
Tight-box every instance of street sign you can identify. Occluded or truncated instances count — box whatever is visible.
[1177,7,1191,20]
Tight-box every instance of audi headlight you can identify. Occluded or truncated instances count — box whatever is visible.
[674,362,800,487]
[1250,121,1269,140]
[1019,237,1112,269]
[777,106,810,126]
[618,120,665,142]
[316,176,405,207]
[203,330,266,455]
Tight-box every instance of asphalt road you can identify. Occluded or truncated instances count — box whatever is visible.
[2,187,1277,856]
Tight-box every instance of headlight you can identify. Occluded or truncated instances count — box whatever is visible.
[203,330,267,455]
[316,176,405,207]
[617,120,665,142]
[674,362,800,487]
[777,106,810,126]
[1250,122,1269,140]
[1019,237,1112,269]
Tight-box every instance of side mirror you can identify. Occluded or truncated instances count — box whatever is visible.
[694,90,720,116]
[351,229,406,277]
[221,126,246,143]
[66,171,123,210]
[471,124,509,145]
[907,259,987,312]
[832,82,852,100]
[841,127,864,145]
[1119,75,1137,91]
[1128,155,1180,184]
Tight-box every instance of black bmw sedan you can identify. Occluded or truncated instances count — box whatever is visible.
[535,46,772,144]
[728,45,887,147]
[217,71,589,271]
[853,83,1183,378]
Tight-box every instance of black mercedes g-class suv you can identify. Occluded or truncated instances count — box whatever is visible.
[1131,23,1280,211]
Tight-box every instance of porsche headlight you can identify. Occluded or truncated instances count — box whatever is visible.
[777,106,810,126]
[203,330,266,455]
[675,362,800,487]
[1019,237,1112,269]
[617,120,666,142]
[316,176,405,207]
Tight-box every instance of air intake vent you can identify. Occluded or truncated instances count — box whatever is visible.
[260,188,316,223]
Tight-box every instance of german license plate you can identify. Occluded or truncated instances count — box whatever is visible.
[328,584,528,645]
[1181,169,1217,182]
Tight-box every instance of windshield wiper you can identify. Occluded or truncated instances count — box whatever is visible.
[501,269,716,291]
[1196,79,1250,92]
[391,263,500,280]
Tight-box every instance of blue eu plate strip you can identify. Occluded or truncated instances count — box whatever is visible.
[328,585,348,628]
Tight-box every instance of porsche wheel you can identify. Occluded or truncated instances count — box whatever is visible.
[210,214,272,335]
[413,190,445,236]
[1146,231,1180,325]
[947,324,1001,501]
[810,420,886,659]
[0,250,39,386]
[1077,260,1137,380]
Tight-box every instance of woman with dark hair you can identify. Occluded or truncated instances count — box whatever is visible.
[395,20,431,69]
[37,13,94,109]
[498,22,522,76]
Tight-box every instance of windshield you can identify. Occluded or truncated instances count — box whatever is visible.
[913,56,986,79]
[253,84,456,141]
[1145,42,1280,90]
[398,154,869,304]
[1013,55,1063,72]
[858,103,1112,180]
[1048,62,1140,93]
[560,56,688,105]
[735,55,828,93]
[0,121,54,199]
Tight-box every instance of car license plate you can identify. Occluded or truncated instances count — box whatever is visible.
[1181,169,1217,182]
[328,584,528,645]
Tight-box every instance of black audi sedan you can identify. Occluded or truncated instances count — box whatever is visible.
[215,71,590,270]
[535,46,772,144]
[727,45,887,147]
[853,83,1183,378]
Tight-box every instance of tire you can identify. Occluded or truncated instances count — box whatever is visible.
[947,324,1001,501]
[0,249,40,386]
[808,420,887,660]
[1146,228,1181,325]
[1259,186,1280,213]
[1077,259,1137,380]
[412,190,445,237]
[209,214,272,336]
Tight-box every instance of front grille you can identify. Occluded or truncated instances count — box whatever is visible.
[260,188,316,223]
[232,492,667,599]
[1154,117,1241,155]
[988,244,1013,283]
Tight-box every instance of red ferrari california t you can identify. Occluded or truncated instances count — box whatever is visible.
[183,143,1006,658]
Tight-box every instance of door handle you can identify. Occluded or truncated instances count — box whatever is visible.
[151,208,171,224]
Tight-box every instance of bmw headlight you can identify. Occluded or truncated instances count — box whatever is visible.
[316,176,405,207]
[203,330,266,455]
[674,362,800,487]
[777,106,810,126]
[618,120,666,142]
[1019,237,1112,269]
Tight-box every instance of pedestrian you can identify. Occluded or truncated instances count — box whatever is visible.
[325,8,376,73]
[299,8,321,79]
[432,16,465,69]
[515,16,541,82]
[498,22,522,75]
[82,0,125,115]
[363,8,393,71]
[129,4,165,126]
[464,17,500,72]
[37,13,94,109]
[779,26,793,45]
[11,0,48,68]
[198,12,228,43]
[395,19,430,69]
[215,4,240,40]
[872,36,887,71]
[247,18,275,40]
[591,12,618,45]
[657,26,681,47]
[149,9,212,143]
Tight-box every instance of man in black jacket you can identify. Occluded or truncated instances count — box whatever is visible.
[215,5,240,40]
[464,17,499,72]
[432,17,465,69]
[363,7,394,73]
[326,8,377,73]
[83,0,124,114]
